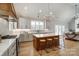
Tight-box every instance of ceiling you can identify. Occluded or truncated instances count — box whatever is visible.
[13,3,79,24]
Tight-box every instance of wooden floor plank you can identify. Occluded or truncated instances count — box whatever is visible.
[18,39,79,56]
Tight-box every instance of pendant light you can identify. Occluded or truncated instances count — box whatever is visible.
[74,4,78,20]
[44,3,51,20]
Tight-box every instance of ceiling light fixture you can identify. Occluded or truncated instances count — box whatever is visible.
[49,12,53,15]
[74,4,78,19]
[24,6,28,10]
[39,9,42,13]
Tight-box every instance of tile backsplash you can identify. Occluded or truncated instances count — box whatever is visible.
[0,18,9,36]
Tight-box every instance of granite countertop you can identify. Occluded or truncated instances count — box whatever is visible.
[33,33,57,38]
[0,39,16,56]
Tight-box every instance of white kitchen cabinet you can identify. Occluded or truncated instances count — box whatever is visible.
[2,50,9,56]
[19,32,29,42]
[19,34,24,42]
[9,42,16,56]
[0,39,17,56]
[28,33,33,41]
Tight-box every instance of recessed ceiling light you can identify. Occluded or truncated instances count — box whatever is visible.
[49,12,53,15]
[39,9,42,13]
[24,6,28,10]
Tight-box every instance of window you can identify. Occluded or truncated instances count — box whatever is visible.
[31,20,45,30]
[55,25,65,35]
[9,21,17,30]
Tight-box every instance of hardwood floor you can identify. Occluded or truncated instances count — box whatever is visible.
[18,39,79,56]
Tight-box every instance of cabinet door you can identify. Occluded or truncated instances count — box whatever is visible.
[9,40,16,56]
[9,44,16,56]
[28,33,33,41]
[19,34,24,42]
[2,50,9,56]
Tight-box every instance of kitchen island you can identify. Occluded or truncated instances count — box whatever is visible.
[33,33,59,51]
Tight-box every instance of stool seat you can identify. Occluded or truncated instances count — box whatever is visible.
[46,38,53,49]
[47,39,52,40]
[54,38,58,39]
[40,40,46,42]
[39,39,46,55]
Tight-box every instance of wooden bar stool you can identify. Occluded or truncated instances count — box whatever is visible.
[46,38,53,48]
[53,36,59,50]
[46,38,53,52]
[39,39,46,55]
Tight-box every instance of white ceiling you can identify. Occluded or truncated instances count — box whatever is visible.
[14,3,79,24]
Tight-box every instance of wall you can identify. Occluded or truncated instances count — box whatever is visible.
[14,3,76,33]
[46,19,69,33]
[18,17,46,29]
[0,18,9,36]
[18,17,69,33]
[45,4,74,33]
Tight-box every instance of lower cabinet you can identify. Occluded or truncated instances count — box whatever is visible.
[2,40,17,56]
[9,43,16,56]
[2,50,9,56]
[19,32,32,42]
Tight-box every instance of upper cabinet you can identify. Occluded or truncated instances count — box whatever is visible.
[0,3,17,19]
